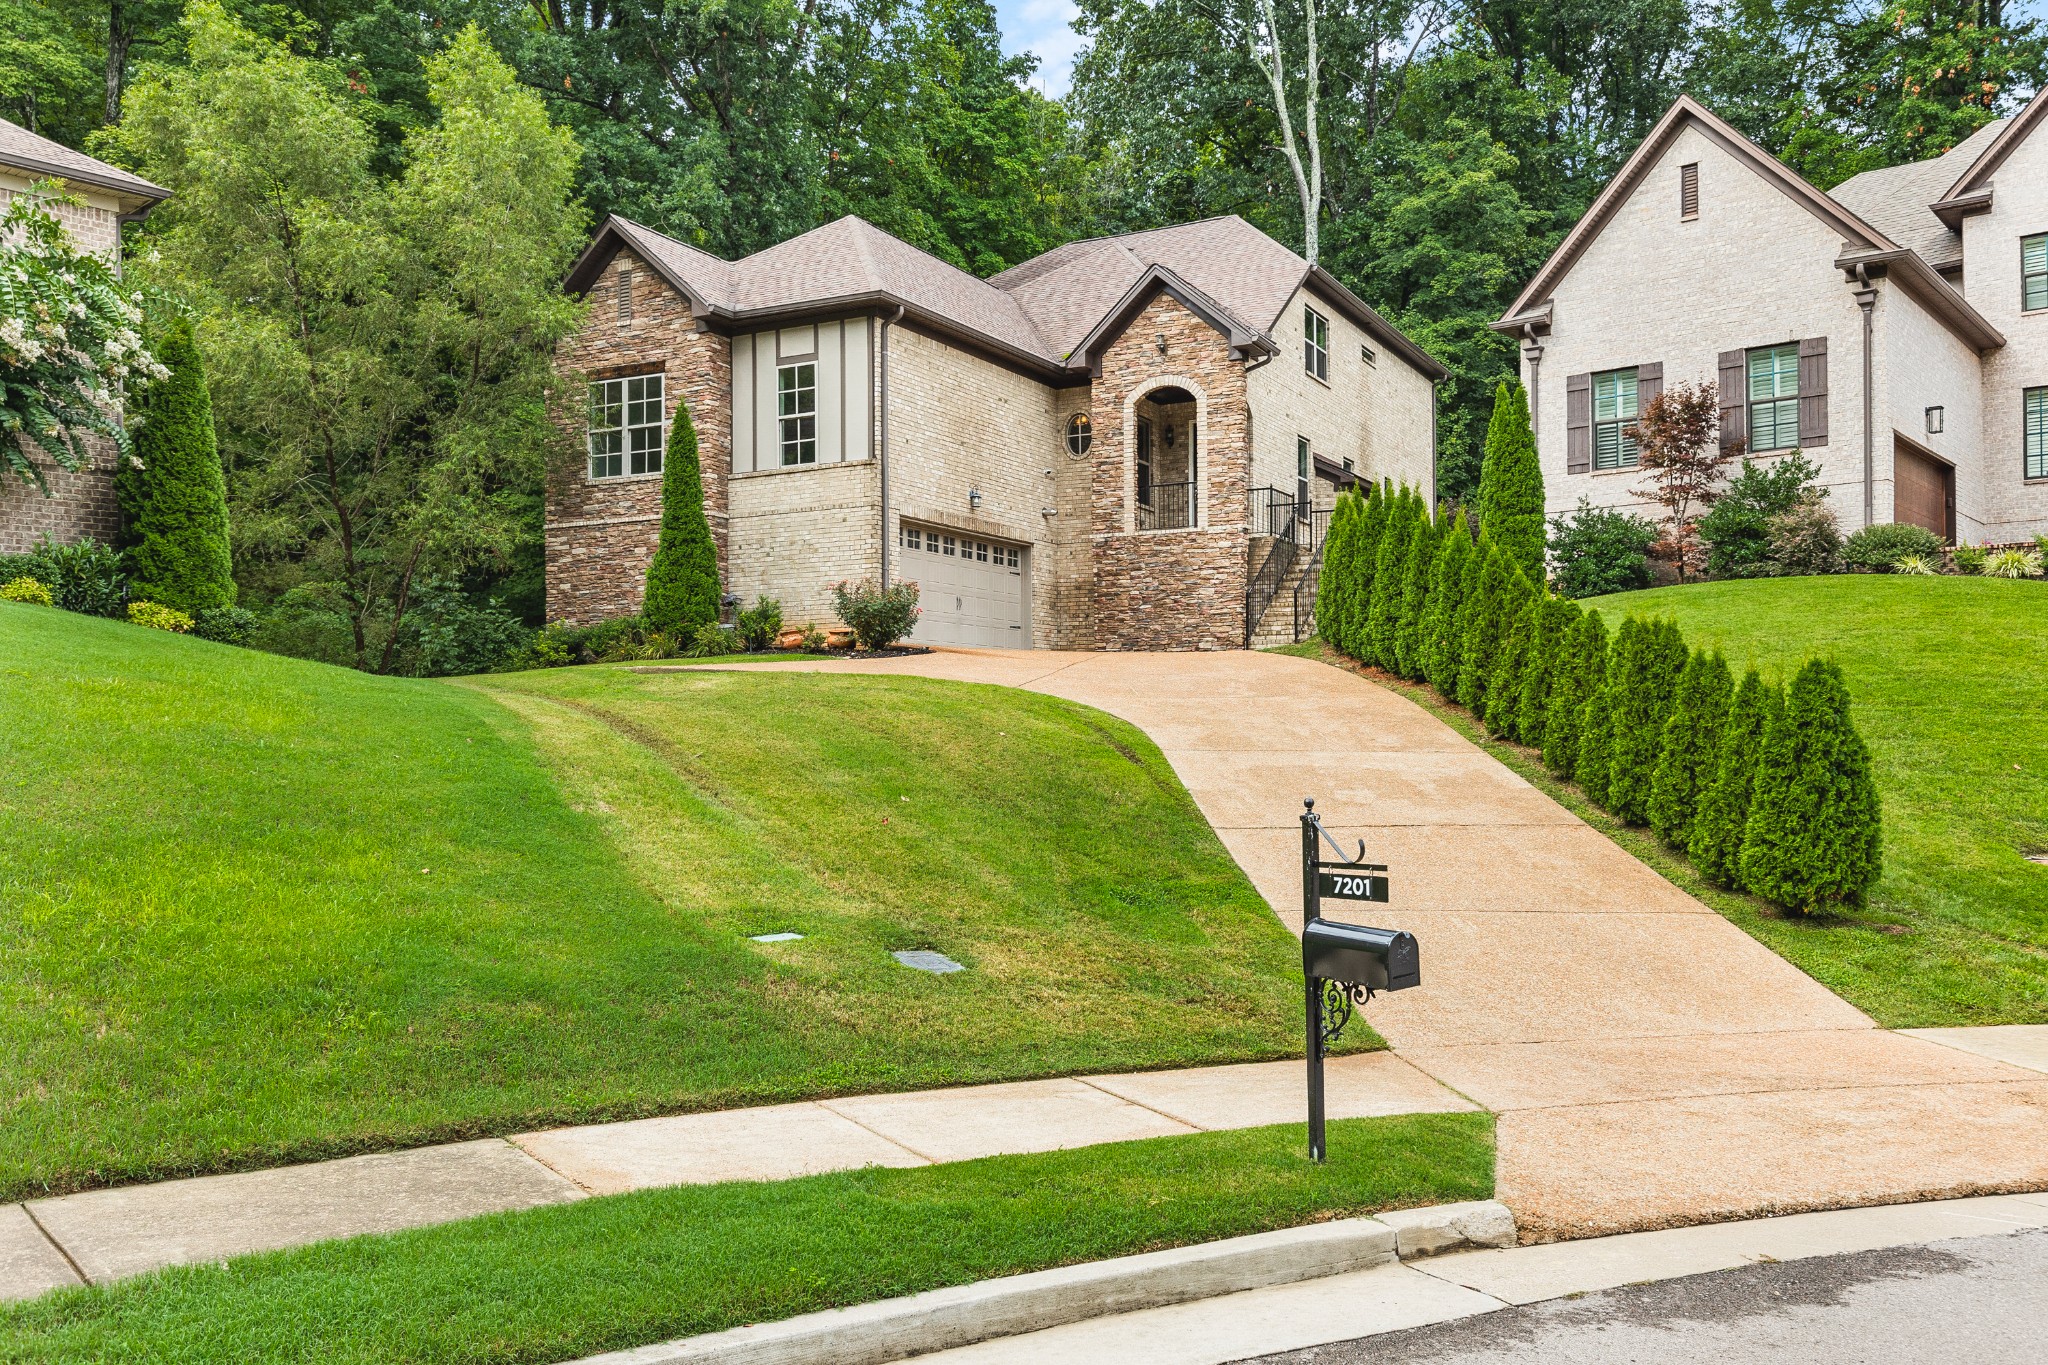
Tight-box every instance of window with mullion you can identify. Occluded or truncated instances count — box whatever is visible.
[2024,234,2048,312]
[2026,387,2048,480]
[1303,306,1329,382]
[777,362,816,466]
[587,373,664,478]
[1592,367,1639,470]
[1747,344,1801,451]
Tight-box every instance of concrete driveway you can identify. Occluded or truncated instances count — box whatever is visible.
[715,647,2048,1240]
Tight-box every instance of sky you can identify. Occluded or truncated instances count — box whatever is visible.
[993,0,1086,97]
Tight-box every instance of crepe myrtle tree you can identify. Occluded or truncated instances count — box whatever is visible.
[0,183,166,490]
[1630,380,1728,582]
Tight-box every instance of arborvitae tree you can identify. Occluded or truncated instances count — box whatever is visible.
[1393,501,1439,680]
[1648,650,1734,847]
[1739,660,1884,912]
[1363,485,1414,667]
[1578,617,1635,807]
[1484,568,1541,739]
[1603,617,1688,824]
[1543,608,1608,779]
[1423,512,1473,697]
[1345,482,1391,658]
[1517,595,1582,751]
[1476,380,1545,583]
[1455,538,1513,711]
[641,397,721,636]
[1315,489,1360,645]
[122,317,235,612]
[1689,669,1779,888]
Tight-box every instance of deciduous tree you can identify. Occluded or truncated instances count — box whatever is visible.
[1630,380,1726,581]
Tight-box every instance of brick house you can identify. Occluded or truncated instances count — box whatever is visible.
[1496,92,2048,547]
[0,117,168,554]
[550,213,1444,649]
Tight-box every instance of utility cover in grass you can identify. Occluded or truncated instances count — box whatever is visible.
[894,950,965,973]
[750,932,803,943]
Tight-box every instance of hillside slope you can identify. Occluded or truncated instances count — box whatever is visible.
[1592,576,2048,1025]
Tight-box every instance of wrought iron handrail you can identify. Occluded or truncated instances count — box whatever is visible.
[1247,488,1331,554]
[1245,532,1300,646]
[1293,540,1325,643]
[1137,480,1197,531]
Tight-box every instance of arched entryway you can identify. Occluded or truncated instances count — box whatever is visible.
[1126,380,1205,531]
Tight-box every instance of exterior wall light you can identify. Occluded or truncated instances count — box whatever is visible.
[968,487,982,510]
[1156,332,1168,354]
[1925,406,1945,435]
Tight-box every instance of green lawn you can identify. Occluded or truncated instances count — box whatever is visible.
[0,605,1316,1200]
[0,1114,1493,1365]
[1582,577,2048,1026]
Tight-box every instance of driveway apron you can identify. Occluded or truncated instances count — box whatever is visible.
[713,648,2048,1239]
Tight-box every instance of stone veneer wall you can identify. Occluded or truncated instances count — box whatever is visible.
[545,247,731,624]
[1,180,126,555]
[1090,293,1251,650]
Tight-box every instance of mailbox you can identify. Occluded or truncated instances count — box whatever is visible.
[1303,920,1419,994]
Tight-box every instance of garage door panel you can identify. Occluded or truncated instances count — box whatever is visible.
[898,525,1026,648]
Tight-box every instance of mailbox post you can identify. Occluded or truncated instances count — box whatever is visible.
[1300,798,1419,1162]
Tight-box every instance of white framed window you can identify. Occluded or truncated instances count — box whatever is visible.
[1303,306,1329,382]
[778,362,817,465]
[1592,368,1640,471]
[587,373,664,479]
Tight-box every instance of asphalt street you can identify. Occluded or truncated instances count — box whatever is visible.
[1240,1228,2048,1364]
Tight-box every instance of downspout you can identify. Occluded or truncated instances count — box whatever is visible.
[879,304,905,585]
[1520,323,1544,457]
[1853,265,1877,530]
[1428,380,1439,512]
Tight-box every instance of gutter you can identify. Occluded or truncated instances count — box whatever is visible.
[879,304,905,586]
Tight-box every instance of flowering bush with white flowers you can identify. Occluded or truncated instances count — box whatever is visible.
[0,182,166,489]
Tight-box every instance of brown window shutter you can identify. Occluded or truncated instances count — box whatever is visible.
[1798,337,1829,447]
[1637,361,1664,410]
[1566,372,1592,474]
[1718,350,1747,453]
[1680,164,1699,220]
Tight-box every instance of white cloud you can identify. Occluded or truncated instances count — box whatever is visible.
[994,0,1086,98]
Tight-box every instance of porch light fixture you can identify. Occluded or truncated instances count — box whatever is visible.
[1925,405,1945,434]
[1156,332,1168,354]
[968,487,983,510]
[1163,425,1176,448]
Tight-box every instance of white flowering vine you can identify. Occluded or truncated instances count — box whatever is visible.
[1,183,167,490]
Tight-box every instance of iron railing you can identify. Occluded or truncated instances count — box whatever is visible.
[1244,533,1299,645]
[1294,542,1324,643]
[1137,480,1197,531]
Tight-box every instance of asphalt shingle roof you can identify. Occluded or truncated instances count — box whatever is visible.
[1829,120,2008,272]
[0,116,167,204]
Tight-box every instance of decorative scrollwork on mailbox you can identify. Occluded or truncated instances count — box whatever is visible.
[1317,978,1372,1050]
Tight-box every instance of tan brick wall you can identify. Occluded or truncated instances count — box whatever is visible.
[546,247,731,624]
[728,461,880,627]
[1964,123,2048,542]
[1090,294,1250,650]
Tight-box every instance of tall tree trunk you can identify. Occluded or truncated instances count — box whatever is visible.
[1252,0,1322,263]
[105,0,132,124]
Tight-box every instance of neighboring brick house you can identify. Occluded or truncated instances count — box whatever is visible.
[1496,92,2048,547]
[550,213,1444,650]
[0,117,168,554]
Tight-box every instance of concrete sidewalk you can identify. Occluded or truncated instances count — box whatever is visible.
[710,648,2048,1241]
[2,1052,1469,1299]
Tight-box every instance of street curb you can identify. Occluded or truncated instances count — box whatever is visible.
[572,1201,1516,1365]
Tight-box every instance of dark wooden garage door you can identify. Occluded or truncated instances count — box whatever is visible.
[1893,438,1954,541]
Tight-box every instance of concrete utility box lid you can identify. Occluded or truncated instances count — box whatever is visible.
[892,950,965,974]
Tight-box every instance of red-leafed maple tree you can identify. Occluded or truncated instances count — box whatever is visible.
[1630,382,1732,581]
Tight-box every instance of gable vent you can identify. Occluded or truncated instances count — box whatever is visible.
[617,265,633,325]
[1680,163,1700,221]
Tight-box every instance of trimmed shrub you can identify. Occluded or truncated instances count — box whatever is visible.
[1766,498,1844,576]
[1952,544,1988,573]
[1345,483,1392,658]
[1542,608,1608,779]
[1739,660,1883,912]
[1454,539,1512,711]
[29,536,128,616]
[641,398,721,637]
[1516,595,1582,750]
[1604,618,1688,825]
[1648,649,1734,847]
[831,579,922,650]
[121,317,235,613]
[128,600,195,632]
[1363,486,1416,667]
[1548,499,1656,598]
[1843,522,1942,572]
[1688,669,1779,889]
[1696,454,1822,578]
[1576,671,1616,808]
[193,604,260,645]
[1392,500,1438,680]
[2,576,53,605]
[1484,572,1540,740]
[735,596,784,650]
[1422,511,1474,696]
[1315,490,1361,644]
[1476,381,1545,581]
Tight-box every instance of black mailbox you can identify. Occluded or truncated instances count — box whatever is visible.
[1303,920,1419,994]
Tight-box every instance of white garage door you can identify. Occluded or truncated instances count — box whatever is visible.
[897,524,1027,648]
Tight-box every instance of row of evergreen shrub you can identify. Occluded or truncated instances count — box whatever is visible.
[1313,485,1883,915]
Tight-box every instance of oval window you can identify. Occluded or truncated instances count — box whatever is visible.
[1065,412,1092,457]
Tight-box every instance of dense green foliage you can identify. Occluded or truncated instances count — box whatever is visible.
[1475,381,1543,579]
[640,399,720,638]
[0,1114,1493,1364]
[1422,510,1474,694]
[1549,499,1658,598]
[1739,659,1885,912]
[1648,649,1733,847]
[1363,486,1417,667]
[1315,489,1362,646]
[1696,454,1825,578]
[121,317,234,612]
[1843,521,1946,571]
[1482,564,1540,739]
[1,606,1317,1199]
[1603,617,1687,825]
[1540,607,1607,780]
[1392,503,1438,679]
[1689,668,1778,889]
[1454,539,1513,711]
